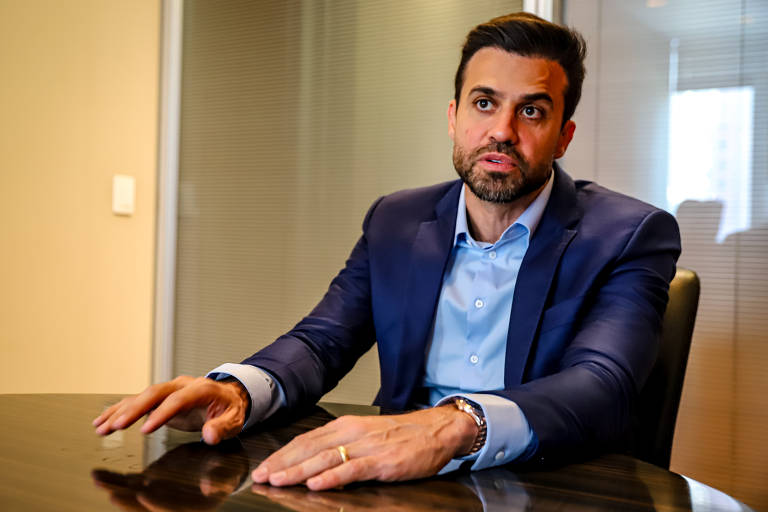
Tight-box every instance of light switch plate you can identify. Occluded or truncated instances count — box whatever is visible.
[112,174,135,216]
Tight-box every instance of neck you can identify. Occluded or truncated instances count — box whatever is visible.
[464,183,546,243]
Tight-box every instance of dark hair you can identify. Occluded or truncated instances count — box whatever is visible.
[454,12,587,125]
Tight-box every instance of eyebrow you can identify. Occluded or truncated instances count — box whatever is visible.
[467,87,554,106]
[467,86,498,97]
[521,92,554,106]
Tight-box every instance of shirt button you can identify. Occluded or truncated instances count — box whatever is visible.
[488,251,497,260]
[495,450,505,461]
[474,298,484,308]
[469,354,479,364]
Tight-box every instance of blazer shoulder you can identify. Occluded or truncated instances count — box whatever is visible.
[574,179,675,224]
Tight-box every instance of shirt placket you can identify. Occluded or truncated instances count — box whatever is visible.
[462,245,494,390]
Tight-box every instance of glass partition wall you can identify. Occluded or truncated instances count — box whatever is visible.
[174,0,523,406]
[562,1,767,508]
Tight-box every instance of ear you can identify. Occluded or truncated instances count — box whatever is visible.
[554,120,576,159]
[447,99,457,141]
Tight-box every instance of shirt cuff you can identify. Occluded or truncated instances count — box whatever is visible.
[435,393,535,474]
[206,363,287,430]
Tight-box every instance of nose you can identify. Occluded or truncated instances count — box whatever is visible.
[489,109,518,144]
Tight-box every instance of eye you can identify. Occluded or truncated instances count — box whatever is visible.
[474,98,494,112]
[521,105,542,119]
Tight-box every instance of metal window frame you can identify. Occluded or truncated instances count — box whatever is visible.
[153,0,183,384]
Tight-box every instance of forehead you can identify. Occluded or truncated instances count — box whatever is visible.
[461,47,568,105]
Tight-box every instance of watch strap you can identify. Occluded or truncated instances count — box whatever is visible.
[452,398,487,456]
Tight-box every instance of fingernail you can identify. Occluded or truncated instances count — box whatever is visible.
[202,427,218,445]
[252,467,268,482]
[113,415,126,428]
[270,471,286,485]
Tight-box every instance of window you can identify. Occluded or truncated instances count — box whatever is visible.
[563,1,767,508]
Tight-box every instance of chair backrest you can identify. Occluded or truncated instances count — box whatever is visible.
[631,268,700,468]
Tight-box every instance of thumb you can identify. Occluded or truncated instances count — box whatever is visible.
[201,407,244,445]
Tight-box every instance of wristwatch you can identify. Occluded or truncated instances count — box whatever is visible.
[452,398,487,455]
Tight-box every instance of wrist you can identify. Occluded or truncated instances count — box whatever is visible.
[440,401,481,457]
[446,398,487,457]
[453,408,479,456]
[220,378,251,423]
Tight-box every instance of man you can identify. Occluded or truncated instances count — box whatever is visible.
[94,13,680,491]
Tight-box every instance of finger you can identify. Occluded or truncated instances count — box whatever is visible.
[253,418,360,481]
[93,401,124,427]
[252,439,328,482]
[268,447,344,487]
[95,400,138,435]
[306,456,377,491]
[200,403,245,445]
[272,415,361,449]
[95,384,177,435]
[252,434,327,482]
[140,379,218,434]
[113,381,192,430]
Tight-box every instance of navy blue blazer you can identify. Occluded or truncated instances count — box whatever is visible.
[244,165,681,461]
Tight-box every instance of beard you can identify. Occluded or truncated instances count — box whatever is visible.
[453,141,552,203]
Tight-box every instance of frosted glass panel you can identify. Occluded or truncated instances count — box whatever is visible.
[174,1,522,406]
[563,1,768,509]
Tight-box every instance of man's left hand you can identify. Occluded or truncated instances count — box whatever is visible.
[251,405,478,491]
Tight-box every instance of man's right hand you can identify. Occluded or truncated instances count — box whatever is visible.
[92,376,250,445]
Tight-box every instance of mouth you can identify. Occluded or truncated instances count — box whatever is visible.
[476,152,518,172]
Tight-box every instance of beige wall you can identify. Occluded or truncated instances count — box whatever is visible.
[0,0,160,393]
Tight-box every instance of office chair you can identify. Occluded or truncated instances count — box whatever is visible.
[631,268,700,469]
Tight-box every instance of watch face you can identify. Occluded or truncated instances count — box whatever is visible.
[454,399,482,426]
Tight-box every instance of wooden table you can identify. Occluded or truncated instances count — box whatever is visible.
[0,394,753,511]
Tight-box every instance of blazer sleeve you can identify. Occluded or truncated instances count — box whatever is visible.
[491,208,681,463]
[238,197,384,411]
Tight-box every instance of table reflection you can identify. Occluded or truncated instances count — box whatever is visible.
[86,403,680,512]
[92,440,250,511]
[90,435,497,511]
[90,428,699,512]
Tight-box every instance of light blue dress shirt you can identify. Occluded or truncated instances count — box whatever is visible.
[431,175,553,472]
[208,172,555,472]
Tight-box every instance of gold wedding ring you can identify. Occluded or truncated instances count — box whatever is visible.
[336,445,349,464]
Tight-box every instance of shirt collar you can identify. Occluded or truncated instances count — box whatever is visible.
[454,170,555,246]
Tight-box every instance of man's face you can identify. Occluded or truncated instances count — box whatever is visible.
[448,47,576,204]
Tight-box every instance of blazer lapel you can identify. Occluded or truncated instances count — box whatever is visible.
[391,182,461,407]
[504,165,581,387]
